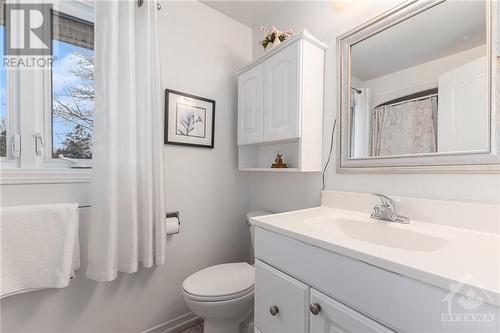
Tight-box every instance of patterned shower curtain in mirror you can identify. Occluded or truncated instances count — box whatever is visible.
[87,0,166,282]
[370,97,438,157]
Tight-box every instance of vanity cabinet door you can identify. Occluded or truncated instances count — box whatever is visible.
[310,289,393,333]
[254,260,309,333]
[238,63,264,145]
[263,41,300,142]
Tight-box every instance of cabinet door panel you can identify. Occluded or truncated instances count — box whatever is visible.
[263,42,300,141]
[310,289,393,333]
[438,57,488,152]
[238,63,264,145]
[255,260,309,333]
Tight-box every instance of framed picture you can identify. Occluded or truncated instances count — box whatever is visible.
[164,89,215,148]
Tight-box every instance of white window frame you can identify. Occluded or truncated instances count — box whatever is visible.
[0,11,20,168]
[42,0,95,168]
[0,0,94,184]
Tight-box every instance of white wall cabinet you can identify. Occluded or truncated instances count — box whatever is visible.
[238,63,264,145]
[236,30,326,172]
[263,41,300,142]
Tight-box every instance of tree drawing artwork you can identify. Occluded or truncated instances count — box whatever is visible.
[53,51,94,159]
[177,111,204,136]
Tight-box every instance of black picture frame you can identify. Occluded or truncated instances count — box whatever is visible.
[164,89,215,148]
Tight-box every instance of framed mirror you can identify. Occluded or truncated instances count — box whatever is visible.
[337,0,499,173]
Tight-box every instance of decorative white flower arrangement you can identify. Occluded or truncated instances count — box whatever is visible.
[259,26,294,50]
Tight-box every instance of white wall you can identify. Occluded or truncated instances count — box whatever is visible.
[0,1,252,332]
[250,0,500,214]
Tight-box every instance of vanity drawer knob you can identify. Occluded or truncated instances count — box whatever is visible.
[310,303,321,315]
[269,305,279,316]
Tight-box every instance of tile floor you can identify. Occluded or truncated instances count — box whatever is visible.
[178,320,203,333]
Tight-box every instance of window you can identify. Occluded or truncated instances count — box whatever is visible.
[51,13,94,159]
[0,2,94,173]
[0,2,7,159]
[0,24,7,158]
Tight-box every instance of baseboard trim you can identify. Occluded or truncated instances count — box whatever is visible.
[140,312,202,333]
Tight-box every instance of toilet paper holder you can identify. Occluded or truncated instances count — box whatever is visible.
[166,211,180,235]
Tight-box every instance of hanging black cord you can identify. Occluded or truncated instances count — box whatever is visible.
[322,118,337,190]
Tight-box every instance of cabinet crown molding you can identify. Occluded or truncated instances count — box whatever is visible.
[235,29,328,76]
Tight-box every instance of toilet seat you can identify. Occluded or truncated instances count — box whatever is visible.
[183,262,254,302]
[183,285,254,302]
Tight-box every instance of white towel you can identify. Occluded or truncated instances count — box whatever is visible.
[0,203,80,298]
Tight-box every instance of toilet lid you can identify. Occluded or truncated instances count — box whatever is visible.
[183,262,254,301]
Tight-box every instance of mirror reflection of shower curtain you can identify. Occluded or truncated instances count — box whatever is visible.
[370,97,438,156]
[350,88,371,157]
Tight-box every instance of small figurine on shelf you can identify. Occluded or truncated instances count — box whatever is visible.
[271,152,287,168]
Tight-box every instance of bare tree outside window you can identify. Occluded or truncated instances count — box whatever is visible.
[51,11,94,160]
[52,42,94,159]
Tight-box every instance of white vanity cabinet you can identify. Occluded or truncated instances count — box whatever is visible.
[255,260,392,333]
[253,226,499,333]
[236,30,326,172]
[309,289,392,333]
[255,260,309,332]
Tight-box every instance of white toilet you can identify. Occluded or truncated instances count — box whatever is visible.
[182,211,270,333]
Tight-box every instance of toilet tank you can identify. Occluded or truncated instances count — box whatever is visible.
[246,211,271,264]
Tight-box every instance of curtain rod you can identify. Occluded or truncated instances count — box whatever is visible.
[375,93,438,110]
[351,87,362,94]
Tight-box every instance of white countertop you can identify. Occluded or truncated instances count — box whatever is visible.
[251,206,500,307]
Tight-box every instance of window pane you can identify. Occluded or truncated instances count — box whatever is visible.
[52,15,94,159]
[0,24,7,158]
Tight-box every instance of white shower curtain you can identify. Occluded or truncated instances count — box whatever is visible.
[87,0,166,282]
[350,88,371,157]
[370,97,437,156]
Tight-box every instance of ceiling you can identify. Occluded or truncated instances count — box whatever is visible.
[351,1,486,81]
[201,1,286,28]
[202,1,487,81]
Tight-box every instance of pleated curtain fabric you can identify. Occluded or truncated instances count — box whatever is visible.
[370,97,437,157]
[87,0,165,282]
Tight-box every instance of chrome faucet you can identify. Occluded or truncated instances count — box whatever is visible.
[370,193,409,224]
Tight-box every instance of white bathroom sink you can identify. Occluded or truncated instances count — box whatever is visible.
[250,202,500,307]
[304,216,447,251]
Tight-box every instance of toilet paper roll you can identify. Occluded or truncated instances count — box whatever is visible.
[165,217,180,235]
